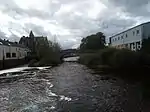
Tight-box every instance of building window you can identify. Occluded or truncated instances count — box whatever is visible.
[132,43,136,50]
[121,36,123,39]
[133,31,135,36]
[125,44,128,48]
[115,38,117,41]
[118,37,120,40]
[137,30,139,35]
[126,34,128,38]
[136,41,141,50]
[12,53,16,57]
[6,53,11,58]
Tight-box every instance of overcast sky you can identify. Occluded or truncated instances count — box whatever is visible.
[0,0,150,49]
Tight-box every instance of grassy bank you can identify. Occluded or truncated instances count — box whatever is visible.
[79,48,150,80]
[79,48,150,99]
[78,31,150,99]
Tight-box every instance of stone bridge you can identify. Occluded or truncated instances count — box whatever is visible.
[60,49,78,58]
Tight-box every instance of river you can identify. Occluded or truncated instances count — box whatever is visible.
[0,59,146,112]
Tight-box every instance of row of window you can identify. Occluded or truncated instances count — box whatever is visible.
[111,30,140,42]
[125,42,141,50]
[5,52,26,58]
[6,53,16,58]
[114,41,141,50]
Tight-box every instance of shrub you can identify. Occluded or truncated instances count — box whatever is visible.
[79,53,101,66]
[97,48,117,65]
[79,48,150,70]
[29,39,62,67]
[110,49,141,68]
[28,59,38,67]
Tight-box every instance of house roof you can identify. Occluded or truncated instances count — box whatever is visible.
[0,38,29,49]
[0,39,10,46]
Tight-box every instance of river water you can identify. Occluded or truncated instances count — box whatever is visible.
[0,59,146,112]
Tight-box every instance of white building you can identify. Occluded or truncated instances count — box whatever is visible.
[109,22,150,51]
[0,39,30,61]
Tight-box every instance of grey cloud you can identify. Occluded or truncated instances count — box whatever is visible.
[0,0,61,20]
[1,7,51,20]
[24,23,51,37]
[0,0,150,49]
[58,38,80,49]
[106,0,150,17]
[100,18,136,36]
[61,41,75,49]
[0,30,18,42]
[0,30,7,39]
[8,33,20,42]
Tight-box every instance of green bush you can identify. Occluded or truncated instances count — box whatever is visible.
[79,53,100,66]
[28,59,38,67]
[110,49,141,68]
[39,55,61,66]
[79,48,150,70]
[98,48,117,65]
[29,39,62,67]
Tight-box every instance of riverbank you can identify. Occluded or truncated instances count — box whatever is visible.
[79,48,150,74]
[0,62,149,111]
[86,65,150,79]
[78,48,150,100]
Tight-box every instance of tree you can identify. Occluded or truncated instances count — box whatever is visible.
[96,32,106,45]
[80,32,106,52]
[34,38,62,66]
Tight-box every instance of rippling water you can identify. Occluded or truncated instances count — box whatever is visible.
[0,62,145,112]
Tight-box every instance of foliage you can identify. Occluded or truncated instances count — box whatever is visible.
[79,36,150,99]
[79,53,102,66]
[28,59,38,67]
[29,37,62,67]
[79,48,150,70]
[109,49,141,68]
[80,32,106,52]
[141,38,150,53]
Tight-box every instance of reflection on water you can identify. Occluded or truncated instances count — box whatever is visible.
[0,62,144,112]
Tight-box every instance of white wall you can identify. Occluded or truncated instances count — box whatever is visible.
[0,46,28,60]
[110,25,143,46]
[0,44,29,61]
[110,25,143,50]
[3,45,11,60]
[10,46,19,60]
